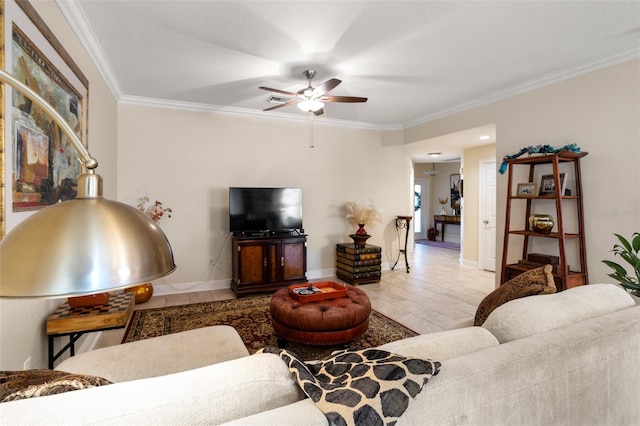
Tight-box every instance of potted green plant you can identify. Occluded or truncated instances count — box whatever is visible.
[602,232,640,298]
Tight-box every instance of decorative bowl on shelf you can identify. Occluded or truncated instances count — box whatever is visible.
[529,214,554,234]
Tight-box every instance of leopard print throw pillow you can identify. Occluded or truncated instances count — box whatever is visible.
[259,347,440,426]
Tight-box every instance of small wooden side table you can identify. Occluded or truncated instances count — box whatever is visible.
[46,291,135,368]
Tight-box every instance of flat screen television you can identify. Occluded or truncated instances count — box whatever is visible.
[229,187,303,234]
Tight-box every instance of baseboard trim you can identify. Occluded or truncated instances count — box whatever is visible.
[153,279,230,296]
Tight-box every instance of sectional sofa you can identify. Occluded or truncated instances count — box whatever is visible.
[0,284,638,425]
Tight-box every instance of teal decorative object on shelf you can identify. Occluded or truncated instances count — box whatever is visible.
[499,143,581,174]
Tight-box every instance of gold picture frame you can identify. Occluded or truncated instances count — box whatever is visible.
[516,182,538,197]
[1,0,89,228]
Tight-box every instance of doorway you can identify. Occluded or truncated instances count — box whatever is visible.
[414,178,428,240]
[479,158,497,271]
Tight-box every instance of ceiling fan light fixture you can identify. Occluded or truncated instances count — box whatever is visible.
[297,99,324,112]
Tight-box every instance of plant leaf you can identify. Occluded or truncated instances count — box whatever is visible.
[632,232,640,253]
[614,233,633,253]
[603,260,630,279]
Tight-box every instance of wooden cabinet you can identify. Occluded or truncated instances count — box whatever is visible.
[231,235,307,296]
[500,151,588,291]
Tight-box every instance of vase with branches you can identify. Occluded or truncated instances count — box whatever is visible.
[127,196,173,303]
[343,201,382,235]
[343,201,382,246]
[137,196,172,224]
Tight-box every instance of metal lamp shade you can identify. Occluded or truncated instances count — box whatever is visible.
[0,69,175,299]
[0,198,176,298]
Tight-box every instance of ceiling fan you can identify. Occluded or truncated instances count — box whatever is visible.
[259,70,367,115]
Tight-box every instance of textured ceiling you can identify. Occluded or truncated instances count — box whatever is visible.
[58,1,640,159]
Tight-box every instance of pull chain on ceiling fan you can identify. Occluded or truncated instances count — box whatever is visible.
[259,70,367,116]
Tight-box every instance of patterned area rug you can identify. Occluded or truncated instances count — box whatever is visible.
[416,239,460,250]
[122,294,418,361]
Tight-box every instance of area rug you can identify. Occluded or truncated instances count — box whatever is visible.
[122,295,418,361]
[416,239,460,250]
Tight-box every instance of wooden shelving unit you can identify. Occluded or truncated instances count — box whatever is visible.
[500,150,588,291]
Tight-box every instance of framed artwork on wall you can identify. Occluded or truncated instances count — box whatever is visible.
[2,0,89,215]
[450,173,461,210]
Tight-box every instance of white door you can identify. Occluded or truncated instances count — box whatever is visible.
[480,159,497,271]
[414,178,428,240]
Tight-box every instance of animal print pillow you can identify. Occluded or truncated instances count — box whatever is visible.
[0,369,112,402]
[259,347,440,425]
[474,264,556,326]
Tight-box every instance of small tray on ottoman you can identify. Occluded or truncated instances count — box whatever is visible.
[288,282,348,303]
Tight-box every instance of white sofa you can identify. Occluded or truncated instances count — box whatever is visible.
[1,284,638,425]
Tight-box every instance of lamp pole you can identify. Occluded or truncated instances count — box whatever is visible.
[0,69,97,170]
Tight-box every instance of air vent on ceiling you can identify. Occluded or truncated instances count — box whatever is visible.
[267,95,293,104]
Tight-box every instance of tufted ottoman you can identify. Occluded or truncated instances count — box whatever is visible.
[270,286,372,346]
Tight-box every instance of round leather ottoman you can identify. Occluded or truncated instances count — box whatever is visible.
[270,286,371,345]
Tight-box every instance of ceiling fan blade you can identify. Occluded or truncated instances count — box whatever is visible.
[322,95,368,103]
[263,99,300,112]
[313,108,324,116]
[259,86,298,97]
[313,78,341,96]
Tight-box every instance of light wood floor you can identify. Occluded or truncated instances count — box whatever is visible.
[95,244,495,349]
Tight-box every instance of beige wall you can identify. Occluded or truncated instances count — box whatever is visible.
[117,104,413,289]
[405,59,640,285]
[0,1,118,370]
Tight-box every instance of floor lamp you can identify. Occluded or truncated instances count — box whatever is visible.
[0,69,176,299]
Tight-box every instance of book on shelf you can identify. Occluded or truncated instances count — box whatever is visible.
[527,253,560,265]
[336,270,382,280]
[336,243,382,254]
[336,251,382,262]
[517,259,569,274]
[336,261,382,273]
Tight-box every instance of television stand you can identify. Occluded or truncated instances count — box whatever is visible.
[231,234,307,297]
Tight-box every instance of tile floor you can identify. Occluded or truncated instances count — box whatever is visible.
[95,243,495,349]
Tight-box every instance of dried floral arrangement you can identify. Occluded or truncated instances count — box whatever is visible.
[137,196,172,224]
[343,201,382,228]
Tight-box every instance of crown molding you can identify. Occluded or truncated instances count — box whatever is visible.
[56,0,122,100]
[119,95,403,131]
[404,45,640,128]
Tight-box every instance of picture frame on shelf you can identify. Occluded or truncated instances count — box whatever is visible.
[539,173,567,196]
[516,182,538,197]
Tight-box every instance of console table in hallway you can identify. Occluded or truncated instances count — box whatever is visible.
[434,215,461,243]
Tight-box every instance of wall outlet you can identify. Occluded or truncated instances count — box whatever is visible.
[23,357,31,370]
